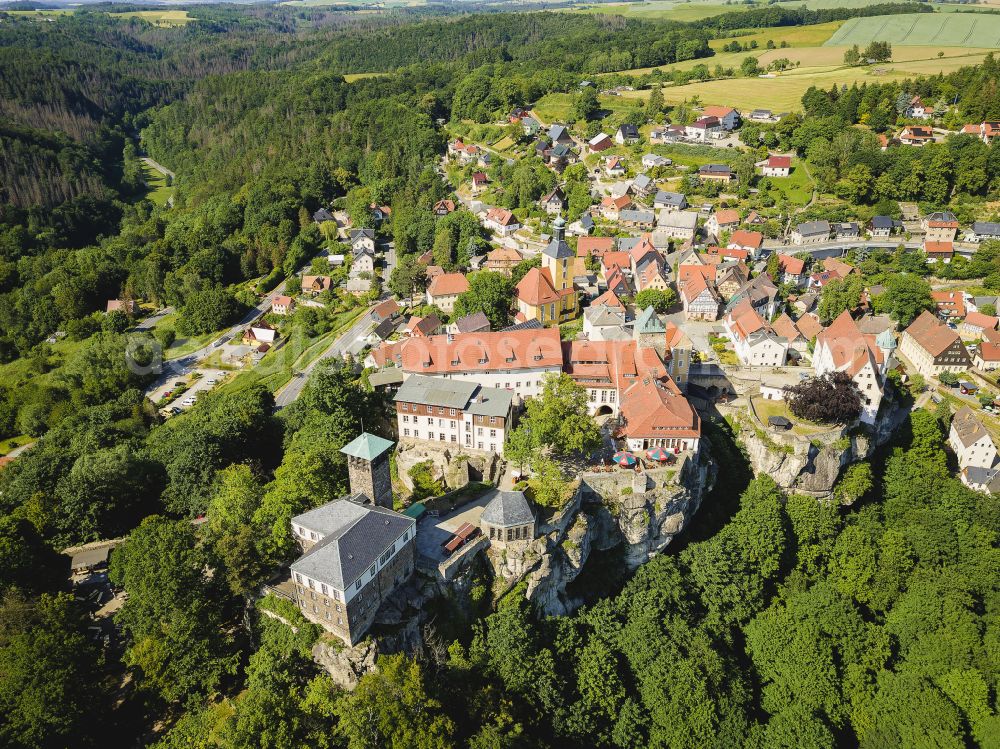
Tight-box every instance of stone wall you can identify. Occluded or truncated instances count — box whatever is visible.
[395,442,502,493]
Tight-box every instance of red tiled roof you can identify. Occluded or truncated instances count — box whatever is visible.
[931,290,965,317]
[428,273,470,297]
[370,340,404,366]
[273,295,294,307]
[486,207,517,226]
[963,311,997,331]
[713,209,741,226]
[729,230,763,250]
[515,267,560,307]
[771,313,803,341]
[766,155,791,169]
[372,299,400,318]
[407,315,442,337]
[702,105,736,118]
[562,339,667,392]
[400,328,563,375]
[777,254,805,275]
[925,241,954,254]
[591,288,625,310]
[822,257,854,278]
[620,376,700,440]
[578,236,616,257]
[795,313,824,341]
[678,264,717,284]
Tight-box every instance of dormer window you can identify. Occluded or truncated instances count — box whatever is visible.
[479,358,487,364]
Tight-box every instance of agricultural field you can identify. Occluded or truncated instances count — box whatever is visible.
[708,20,844,51]
[570,0,742,22]
[343,72,387,82]
[826,11,1000,46]
[616,46,991,111]
[532,91,642,124]
[111,10,192,27]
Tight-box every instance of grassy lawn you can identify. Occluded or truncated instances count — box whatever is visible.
[153,313,226,361]
[768,164,815,207]
[752,397,833,437]
[141,162,174,207]
[0,435,33,456]
[343,72,388,82]
[492,135,517,151]
[826,12,1000,47]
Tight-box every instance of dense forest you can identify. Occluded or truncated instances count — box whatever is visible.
[0,5,998,746]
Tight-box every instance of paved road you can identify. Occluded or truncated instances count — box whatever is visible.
[273,306,377,408]
[135,306,174,331]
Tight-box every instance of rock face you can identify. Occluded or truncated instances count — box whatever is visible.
[732,393,904,499]
[312,637,377,691]
[395,442,502,492]
[493,449,713,617]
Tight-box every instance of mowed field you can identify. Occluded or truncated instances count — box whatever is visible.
[826,12,1000,46]
[615,48,991,111]
[572,0,743,22]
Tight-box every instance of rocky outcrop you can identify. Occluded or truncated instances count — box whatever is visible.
[490,450,713,617]
[733,393,905,498]
[395,442,502,492]
[312,637,377,691]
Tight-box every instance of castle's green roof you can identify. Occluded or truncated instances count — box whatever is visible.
[340,433,394,461]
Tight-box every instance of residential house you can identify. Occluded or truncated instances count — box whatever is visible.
[974,341,1000,371]
[578,236,616,261]
[344,278,372,297]
[426,273,470,313]
[568,212,595,236]
[949,406,998,470]
[605,156,626,177]
[974,122,1000,145]
[651,125,685,143]
[655,210,699,242]
[744,210,766,226]
[925,241,954,263]
[642,154,671,169]
[724,300,788,367]
[870,216,903,237]
[959,311,998,340]
[822,256,856,279]
[677,263,716,291]
[685,116,722,141]
[770,313,808,353]
[620,209,656,231]
[243,321,277,348]
[966,221,1000,243]
[775,254,806,286]
[484,207,521,237]
[728,229,764,257]
[399,327,563,399]
[698,164,733,182]
[371,299,400,325]
[313,207,335,224]
[406,315,443,338]
[583,304,630,342]
[447,311,491,336]
[899,126,934,146]
[302,275,333,295]
[702,105,740,130]
[548,124,573,145]
[631,174,654,198]
[813,310,893,424]
[833,222,860,240]
[521,116,540,136]
[289,434,413,646]
[715,262,749,300]
[706,209,740,238]
[757,155,791,177]
[899,310,972,377]
[591,287,626,311]
[681,275,721,321]
[615,124,640,145]
[272,295,294,316]
[395,374,513,455]
[600,195,633,221]
[106,299,138,314]
[795,312,824,342]
[561,338,668,417]
[749,109,774,122]
[350,228,376,253]
[433,199,456,216]
[484,246,524,276]
[549,143,575,170]
[350,248,375,277]
[637,261,671,293]
[471,172,489,194]
[448,139,480,162]
[922,211,960,242]
[932,290,965,321]
[791,220,831,245]
[653,191,687,212]
[540,187,565,215]
[905,95,931,119]
[726,274,781,319]
[588,133,613,152]
[425,265,444,281]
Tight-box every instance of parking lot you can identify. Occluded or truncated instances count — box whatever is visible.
[150,367,230,415]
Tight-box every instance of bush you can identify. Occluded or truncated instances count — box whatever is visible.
[408,460,444,500]
[786,371,862,424]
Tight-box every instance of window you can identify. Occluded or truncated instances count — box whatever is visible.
[427,417,433,425]
[440,433,445,441]
[321,583,328,595]
[451,435,457,442]
[336,604,341,613]
[438,407,444,414]
[338,617,343,625]
[325,611,331,620]
[323,598,329,607]
[369,564,376,577]
[356,580,362,590]
[294,573,302,584]
[490,416,497,424]
[402,403,409,411]
[402,415,409,423]
[310,591,316,600]
[404,428,410,437]
[380,545,396,565]
[449,408,456,416]
[313,605,318,614]
[478,442,484,449]
[490,429,496,437]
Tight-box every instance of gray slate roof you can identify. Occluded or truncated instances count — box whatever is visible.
[395,374,477,409]
[871,215,902,230]
[502,319,544,332]
[796,220,831,236]
[453,311,491,333]
[465,388,514,418]
[542,238,575,260]
[972,221,1000,236]
[654,191,686,207]
[291,499,414,589]
[480,489,534,527]
[620,209,655,223]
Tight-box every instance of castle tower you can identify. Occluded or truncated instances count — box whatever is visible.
[875,328,897,376]
[340,433,394,509]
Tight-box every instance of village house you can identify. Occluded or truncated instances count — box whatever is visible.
[568,212,595,236]
[399,327,563,399]
[561,338,667,417]
[605,156,626,177]
[484,207,521,237]
[949,406,998,471]
[653,191,687,212]
[540,187,565,215]
[791,220,831,245]
[600,195,633,221]
[651,125,686,143]
[426,273,470,313]
[905,95,931,119]
[724,300,788,367]
[656,210,699,242]
[344,278,372,297]
[899,310,972,377]
[395,374,513,455]
[406,315,443,338]
[726,273,782,319]
[701,105,740,130]
[350,248,375,278]
[899,126,934,146]
[775,254,806,286]
[698,163,733,182]
[578,236,616,262]
[685,116,722,141]
[681,275,721,321]
[749,109,774,122]
[870,215,903,238]
[447,311,491,335]
[728,229,764,257]
[615,124,640,144]
[706,208,740,238]
[974,340,1000,371]
[448,139,480,162]
[484,246,523,276]
[433,199,456,216]
[290,433,414,646]
[643,153,671,169]
[272,295,294,316]
[770,313,809,354]
[925,241,954,264]
[932,290,965,321]
[922,211,960,243]
[715,262,749,300]
[243,321,277,348]
[548,124,573,145]
[833,222,860,240]
[813,310,894,424]
[371,298,400,325]
[756,155,791,177]
[959,311,998,340]
[106,299,138,315]
[631,174,654,198]
[966,221,1000,243]
[301,275,333,295]
[620,209,656,231]
[583,304,630,342]
[471,172,489,194]
[350,228,376,253]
